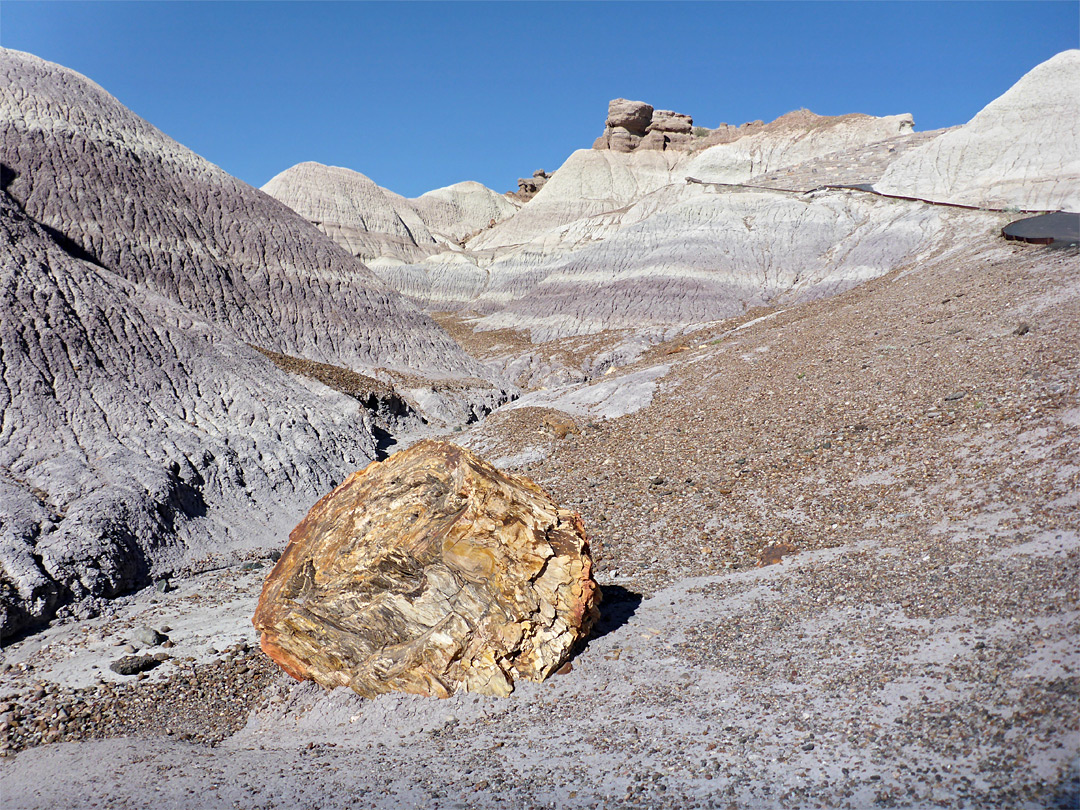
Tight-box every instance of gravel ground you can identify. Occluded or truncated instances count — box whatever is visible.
[1,238,1077,809]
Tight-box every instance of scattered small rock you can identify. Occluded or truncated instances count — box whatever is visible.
[109,655,163,676]
[133,627,166,647]
[758,542,798,567]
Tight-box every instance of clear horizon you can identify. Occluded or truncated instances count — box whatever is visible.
[1,1,1076,198]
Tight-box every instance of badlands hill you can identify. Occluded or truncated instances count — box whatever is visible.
[264,54,1078,368]
[0,48,510,636]
[0,47,1077,810]
[262,164,520,263]
[876,49,1080,210]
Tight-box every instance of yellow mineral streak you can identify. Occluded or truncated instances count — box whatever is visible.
[253,439,601,698]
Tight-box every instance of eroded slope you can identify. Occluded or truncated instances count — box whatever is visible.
[876,49,1080,210]
[0,49,490,383]
[0,191,376,637]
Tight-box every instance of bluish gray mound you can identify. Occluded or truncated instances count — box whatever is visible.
[0,190,377,636]
[0,49,509,637]
[0,48,493,382]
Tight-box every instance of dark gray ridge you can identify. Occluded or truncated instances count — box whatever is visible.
[0,48,514,637]
[1002,211,1080,245]
[0,188,380,638]
[0,48,498,387]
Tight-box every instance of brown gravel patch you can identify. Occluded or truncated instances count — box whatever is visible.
[0,643,280,755]
[466,242,1079,596]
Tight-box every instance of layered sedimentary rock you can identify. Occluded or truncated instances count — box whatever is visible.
[474,185,994,341]
[593,98,700,153]
[0,190,375,636]
[684,109,915,185]
[510,170,551,202]
[410,180,520,242]
[875,49,1080,211]
[467,148,687,253]
[0,48,509,635]
[607,98,654,134]
[261,162,440,265]
[0,49,486,383]
[264,166,520,258]
[648,110,693,134]
[366,253,492,310]
[271,94,927,330]
[451,104,918,263]
[375,104,937,331]
[254,440,601,698]
[639,110,696,151]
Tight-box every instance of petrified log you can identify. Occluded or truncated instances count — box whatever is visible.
[253,440,601,698]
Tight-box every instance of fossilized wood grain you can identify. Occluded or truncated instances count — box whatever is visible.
[254,440,601,698]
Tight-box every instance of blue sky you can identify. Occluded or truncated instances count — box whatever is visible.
[2,1,1076,198]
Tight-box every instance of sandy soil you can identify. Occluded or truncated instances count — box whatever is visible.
[1,238,1077,809]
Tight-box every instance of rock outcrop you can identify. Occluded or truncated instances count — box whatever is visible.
[0,48,510,635]
[594,98,698,153]
[0,188,376,636]
[684,109,916,185]
[875,49,1080,211]
[467,148,687,254]
[511,170,552,202]
[0,49,486,383]
[264,165,521,257]
[264,94,928,337]
[606,98,654,134]
[253,440,601,698]
[261,162,441,265]
[410,180,519,243]
[377,102,937,334]
[473,184,991,341]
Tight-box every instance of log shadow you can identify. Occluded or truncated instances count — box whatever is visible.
[372,425,397,460]
[571,584,642,659]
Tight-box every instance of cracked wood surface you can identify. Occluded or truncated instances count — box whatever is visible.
[254,440,600,698]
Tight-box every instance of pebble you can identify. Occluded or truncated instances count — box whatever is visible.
[133,627,166,647]
[109,655,162,676]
